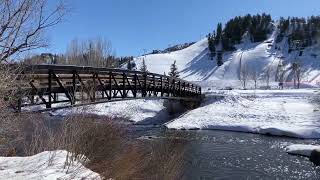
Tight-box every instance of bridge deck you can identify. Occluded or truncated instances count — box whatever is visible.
[16,65,201,111]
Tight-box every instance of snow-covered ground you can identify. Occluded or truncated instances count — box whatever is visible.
[131,28,320,88]
[166,89,320,139]
[0,151,101,180]
[286,144,320,157]
[50,99,169,124]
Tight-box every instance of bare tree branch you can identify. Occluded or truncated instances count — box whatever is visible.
[0,0,67,62]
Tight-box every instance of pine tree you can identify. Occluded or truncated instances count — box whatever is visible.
[215,23,223,45]
[208,32,216,59]
[217,52,223,66]
[169,60,179,78]
[127,58,132,70]
[140,59,147,72]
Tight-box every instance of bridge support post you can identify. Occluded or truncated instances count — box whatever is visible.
[160,76,163,97]
[191,84,194,96]
[122,72,126,98]
[143,73,147,97]
[153,75,156,96]
[93,73,96,102]
[47,70,52,108]
[109,72,112,100]
[53,93,57,102]
[72,71,76,105]
[134,73,137,98]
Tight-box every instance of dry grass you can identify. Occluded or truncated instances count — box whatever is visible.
[88,134,188,180]
[0,64,25,156]
[0,107,189,180]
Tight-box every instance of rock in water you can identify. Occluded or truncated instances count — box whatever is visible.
[310,149,320,166]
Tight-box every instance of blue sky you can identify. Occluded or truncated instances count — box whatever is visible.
[45,0,320,56]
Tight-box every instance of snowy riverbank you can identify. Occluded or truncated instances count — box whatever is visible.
[166,89,320,139]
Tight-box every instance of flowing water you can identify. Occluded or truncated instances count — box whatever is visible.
[134,126,320,179]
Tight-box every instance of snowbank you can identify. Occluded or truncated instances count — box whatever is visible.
[286,144,320,157]
[50,99,169,123]
[166,90,320,139]
[0,151,101,180]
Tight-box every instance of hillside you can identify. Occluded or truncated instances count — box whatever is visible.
[131,28,320,89]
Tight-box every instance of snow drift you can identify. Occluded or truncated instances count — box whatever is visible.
[0,151,101,180]
[286,144,320,157]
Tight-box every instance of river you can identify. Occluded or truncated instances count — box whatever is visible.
[133,125,320,179]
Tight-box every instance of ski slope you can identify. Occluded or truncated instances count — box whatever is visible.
[132,29,320,88]
[133,38,215,81]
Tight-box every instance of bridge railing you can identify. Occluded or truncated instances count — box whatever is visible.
[15,65,201,110]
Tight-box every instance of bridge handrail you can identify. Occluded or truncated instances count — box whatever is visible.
[12,64,202,111]
[20,64,199,88]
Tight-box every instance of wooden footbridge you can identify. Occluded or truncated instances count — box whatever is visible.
[15,65,201,111]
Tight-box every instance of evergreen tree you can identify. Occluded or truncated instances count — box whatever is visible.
[217,52,223,66]
[215,23,223,45]
[127,58,132,70]
[169,60,179,78]
[126,56,135,70]
[140,59,147,72]
[276,15,320,50]
[207,32,216,59]
[213,13,272,51]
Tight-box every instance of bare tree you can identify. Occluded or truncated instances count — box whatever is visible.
[250,69,258,89]
[265,66,271,88]
[293,63,304,89]
[240,62,249,89]
[66,37,114,67]
[0,0,67,156]
[0,0,67,62]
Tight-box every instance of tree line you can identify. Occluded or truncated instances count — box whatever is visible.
[23,37,133,68]
[207,14,273,66]
[277,16,320,51]
[208,14,272,52]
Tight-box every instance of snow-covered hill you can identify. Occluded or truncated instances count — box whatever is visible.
[131,29,320,89]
